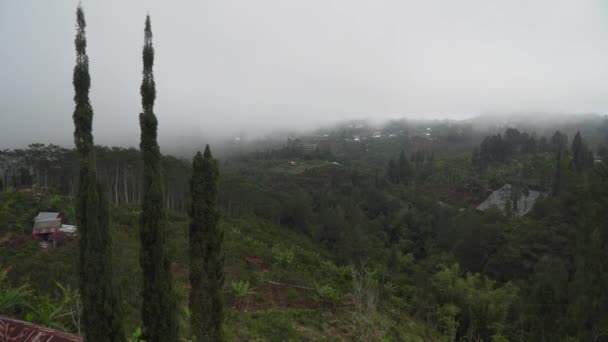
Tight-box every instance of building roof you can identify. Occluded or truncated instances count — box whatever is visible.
[60,224,77,235]
[34,212,61,221]
[33,219,62,235]
[33,218,62,230]
[476,184,546,217]
[0,315,83,341]
[244,257,264,264]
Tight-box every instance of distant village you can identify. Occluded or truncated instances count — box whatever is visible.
[31,211,77,248]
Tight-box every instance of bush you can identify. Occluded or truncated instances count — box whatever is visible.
[313,284,341,308]
[246,311,303,341]
[0,266,32,314]
[271,243,299,267]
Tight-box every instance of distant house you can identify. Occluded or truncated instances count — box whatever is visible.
[476,184,546,217]
[34,212,62,221]
[60,224,77,235]
[32,212,76,248]
[33,218,62,235]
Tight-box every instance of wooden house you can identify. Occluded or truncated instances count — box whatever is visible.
[32,212,75,248]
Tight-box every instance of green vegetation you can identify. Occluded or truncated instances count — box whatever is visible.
[1,7,607,339]
[189,146,223,341]
[231,280,256,310]
[0,266,31,314]
[2,121,608,340]
[71,6,125,341]
[138,14,178,341]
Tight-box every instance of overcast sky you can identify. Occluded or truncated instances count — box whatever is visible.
[1,0,607,148]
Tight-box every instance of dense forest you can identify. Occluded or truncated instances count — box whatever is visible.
[2,116,608,340]
[2,4,608,342]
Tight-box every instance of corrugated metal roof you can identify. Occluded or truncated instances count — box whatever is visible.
[33,218,62,230]
[476,184,546,217]
[60,224,77,235]
[0,315,83,341]
[34,212,61,221]
[33,227,61,235]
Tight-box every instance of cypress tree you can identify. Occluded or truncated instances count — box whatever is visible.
[397,150,409,183]
[189,146,223,341]
[552,142,564,196]
[387,159,397,183]
[572,132,584,174]
[571,131,593,175]
[72,5,125,341]
[139,15,178,341]
[551,131,568,196]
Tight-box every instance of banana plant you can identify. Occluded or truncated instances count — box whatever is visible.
[231,280,256,309]
[0,266,31,314]
[26,294,71,331]
[25,282,81,333]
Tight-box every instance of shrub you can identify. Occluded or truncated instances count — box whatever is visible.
[0,266,32,314]
[232,280,256,310]
[313,284,341,308]
[272,243,296,267]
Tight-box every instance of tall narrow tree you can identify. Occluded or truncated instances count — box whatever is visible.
[551,131,568,196]
[572,132,584,174]
[72,5,124,341]
[571,131,593,175]
[139,15,178,341]
[397,150,410,183]
[189,145,223,341]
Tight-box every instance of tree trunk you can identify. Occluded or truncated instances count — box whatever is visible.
[115,164,119,205]
[124,167,129,204]
[132,172,136,204]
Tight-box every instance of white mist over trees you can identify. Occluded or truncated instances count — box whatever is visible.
[2,1,608,149]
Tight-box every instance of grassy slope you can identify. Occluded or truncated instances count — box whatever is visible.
[1,188,436,340]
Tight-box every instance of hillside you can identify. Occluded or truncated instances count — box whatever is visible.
[0,189,438,341]
[1,123,608,341]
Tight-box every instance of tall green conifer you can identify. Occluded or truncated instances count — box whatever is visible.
[551,131,568,196]
[397,150,409,183]
[572,132,584,174]
[571,131,593,175]
[189,146,223,341]
[139,15,178,341]
[72,5,124,341]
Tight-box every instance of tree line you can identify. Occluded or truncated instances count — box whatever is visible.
[0,145,190,211]
[471,127,599,195]
[68,6,223,341]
